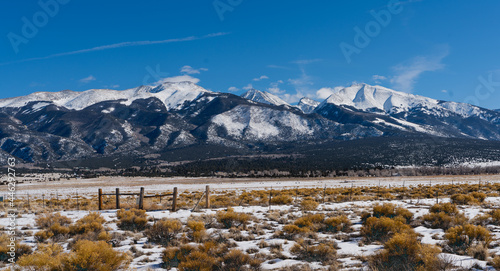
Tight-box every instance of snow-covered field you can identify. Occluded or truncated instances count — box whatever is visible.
[2,196,500,269]
[2,175,500,270]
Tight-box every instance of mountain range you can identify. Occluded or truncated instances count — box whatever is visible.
[1,81,500,169]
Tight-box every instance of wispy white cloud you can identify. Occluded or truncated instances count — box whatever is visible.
[291,59,323,65]
[0,32,230,66]
[181,65,208,74]
[228,86,239,92]
[102,84,120,89]
[316,86,344,100]
[372,75,388,84]
[390,45,449,92]
[253,75,269,81]
[243,84,253,90]
[288,68,314,90]
[154,75,200,85]
[267,80,285,94]
[79,75,96,84]
[267,64,291,70]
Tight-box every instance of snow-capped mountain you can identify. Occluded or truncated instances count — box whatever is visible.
[240,89,289,106]
[296,97,320,113]
[318,83,487,119]
[1,81,500,164]
[0,81,210,111]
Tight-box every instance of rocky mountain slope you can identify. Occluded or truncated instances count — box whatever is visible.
[0,82,499,166]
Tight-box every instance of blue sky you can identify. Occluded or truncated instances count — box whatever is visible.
[1,0,500,108]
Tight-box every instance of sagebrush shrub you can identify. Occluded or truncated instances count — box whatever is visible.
[324,215,352,233]
[372,203,413,224]
[489,209,500,225]
[187,220,206,243]
[70,212,106,235]
[422,203,467,230]
[145,219,182,246]
[290,240,336,264]
[116,208,148,231]
[444,224,491,254]
[65,240,130,270]
[17,240,129,271]
[294,214,325,231]
[222,249,252,270]
[0,234,32,263]
[450,192,486,205]
[467,242,489,260]
[16,243,66,269]
[300,197,319,211]
[489,255,500,270]
[271,195,293,205]
[216,208,250,228]
[361,216,412,243]
[35,212,72,229]
[369,232,441,271]
[162,242,256,271]
[281,224,309,239]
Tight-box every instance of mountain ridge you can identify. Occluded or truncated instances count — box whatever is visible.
[1,81,499,166]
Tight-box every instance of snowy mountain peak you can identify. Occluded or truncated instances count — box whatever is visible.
[322,84,438,113]
[0,81,212,111]
[240,89,289,106]
[297,97,320,113]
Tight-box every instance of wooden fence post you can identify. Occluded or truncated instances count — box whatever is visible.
[172,187,178,212]
[116,188,120,209]
[205,185,210,209]
[98,189,103,210]
[269,187,272,210]
[138,187,145,210]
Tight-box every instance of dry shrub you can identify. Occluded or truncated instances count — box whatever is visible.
[179,250,218,271]
[216,208,251,228]
[16,243,66,269]
[369,232,441,271]
[444,224,491,254]
[324,215,352,233]
[489,255,500,269]
[294,214,325,231]
[0,234,32,263]
[467,242,489,260]
[221,249,253,270]
[162,242,259,271]
[422,203,467,230]
[116,208,148,231]
[372,203,413,224]
[35,212,72,229]
[65,240,130,270]
[187,220,207,243]
[290,239,336,264]
[450,192,486,205]
[35,223,70,242]
[471,214,491,226]
[70,212,106,235]
[271,195,293,205]
[145,219,182,246]
[361,216,412,243]
[489,209,500,225]
[281,225,309,239]
[300,197,319,211]
[17,240,129,271]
